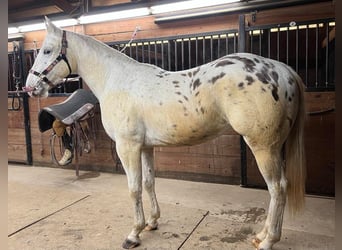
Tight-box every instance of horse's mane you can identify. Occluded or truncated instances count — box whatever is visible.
[69,30,139,66]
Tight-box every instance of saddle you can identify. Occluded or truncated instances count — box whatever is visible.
[38,89,98,132]
[38,89,99,176]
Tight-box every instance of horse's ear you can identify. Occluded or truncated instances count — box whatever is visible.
[44,16,59,33]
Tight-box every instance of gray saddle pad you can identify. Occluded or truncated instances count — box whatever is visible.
[38,89,98,132]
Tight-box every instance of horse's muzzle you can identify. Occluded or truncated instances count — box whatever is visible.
[22,85,43,97]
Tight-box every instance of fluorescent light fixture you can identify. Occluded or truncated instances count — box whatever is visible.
[53,18,79,27]
[151,0,240,14]
[79,7,150,24]
[17,18,78,33]
[155,5,242,23]
[8,27,19,34]
[18,23,46,32]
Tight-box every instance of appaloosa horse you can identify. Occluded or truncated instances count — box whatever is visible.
[25,18,306,250]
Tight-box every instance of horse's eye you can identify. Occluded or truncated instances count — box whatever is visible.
[43,49,51,55]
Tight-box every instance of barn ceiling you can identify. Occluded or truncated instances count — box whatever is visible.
[8,0,154,25]
[9,0,332,26]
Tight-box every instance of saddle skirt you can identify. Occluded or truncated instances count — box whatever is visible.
[38,89,98,132]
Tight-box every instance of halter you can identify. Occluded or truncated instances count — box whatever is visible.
[29,30,72,89]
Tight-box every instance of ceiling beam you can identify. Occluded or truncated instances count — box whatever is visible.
[52,0,75,14]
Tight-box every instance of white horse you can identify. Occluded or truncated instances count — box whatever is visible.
[25,18,306,250]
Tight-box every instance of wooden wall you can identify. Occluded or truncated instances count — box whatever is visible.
[154,127,241,184]
[8,1,335,195]
[8,98,27,163]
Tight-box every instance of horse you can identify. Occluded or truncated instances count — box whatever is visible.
[25,17,306,250]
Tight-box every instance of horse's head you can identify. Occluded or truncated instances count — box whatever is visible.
[25,17,73,97]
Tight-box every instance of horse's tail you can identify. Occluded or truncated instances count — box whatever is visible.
[285,70,306,216]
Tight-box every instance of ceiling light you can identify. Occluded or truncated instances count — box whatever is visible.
[18,23,46,32]
[79,7,150,24]
[53,18,79,27]
[17,18,78,33]
[150,0,240,14]
[8,27,19,34]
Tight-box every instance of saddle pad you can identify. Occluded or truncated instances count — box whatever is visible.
[38,89,98,132]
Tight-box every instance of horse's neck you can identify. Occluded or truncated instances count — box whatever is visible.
[68,32,137,99]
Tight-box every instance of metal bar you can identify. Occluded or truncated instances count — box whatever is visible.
[238,15,245,53]
[135,43,139,61]
[195,37,198,66]
[250,30,253,53]
[181,38,185,70]
[315,24,319,87]
[174,40,177,71]
[226,33,229,55]
[325,23,329,86]
[218,34,221,58]
[259,30,262,55]
[154,42,158,66]
[286,27,289,65]
[202,37,206,64]
[305,25,308,85]
[210,35,213,61]
[240,136,247,187]
[268,29,271,58]
[161,41,164,69]
[277,26,280,61]
[296,26,299,72]
[168,40,171,71]
[188,39,191,68]
[148,42,151,64]
[18,40,32,165]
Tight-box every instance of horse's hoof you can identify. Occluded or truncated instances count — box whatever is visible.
[252,238,262,248]
[122,238,140,249]
[144,223,158,231]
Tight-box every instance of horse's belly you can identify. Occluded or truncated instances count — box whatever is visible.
[143,114,227,147]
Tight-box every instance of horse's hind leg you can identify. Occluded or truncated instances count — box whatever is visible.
[116,139,145,249]
[249,145,287,250]
[142,148,160,231]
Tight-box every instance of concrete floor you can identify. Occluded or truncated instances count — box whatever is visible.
[8,164,335,250]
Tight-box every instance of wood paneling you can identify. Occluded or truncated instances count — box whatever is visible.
[8,144,27,162]
[8,110,25,129]
[154,128,241,184]
[8,127,27,163]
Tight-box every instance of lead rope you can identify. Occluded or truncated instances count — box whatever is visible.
[120,26,140,53]
[11,42,22,110]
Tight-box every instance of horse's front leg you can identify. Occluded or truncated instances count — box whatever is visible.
[116,140,145,249]
[142,148,160,231]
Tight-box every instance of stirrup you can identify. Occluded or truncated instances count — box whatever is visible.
[58,149,73,166]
